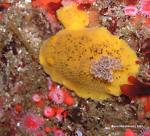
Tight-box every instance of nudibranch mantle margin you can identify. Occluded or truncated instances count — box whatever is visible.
[39,3,139,100]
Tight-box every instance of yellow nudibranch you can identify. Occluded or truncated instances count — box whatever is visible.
[39,4,139,100]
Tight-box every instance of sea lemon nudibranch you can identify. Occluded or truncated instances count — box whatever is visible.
[39,3,139,100]
[56,3,89,30]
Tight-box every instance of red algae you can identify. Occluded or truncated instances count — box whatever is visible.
[120,76,150,98]
[32,0,62,33]
[32,0,62,15]
[32,0,61,8]
[47,2,62,15]
[121,76,150,113]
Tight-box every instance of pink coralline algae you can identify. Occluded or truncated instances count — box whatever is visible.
[20,113,45,134]
[124,5,138,16]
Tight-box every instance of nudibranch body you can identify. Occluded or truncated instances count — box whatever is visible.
[39,4,139,100]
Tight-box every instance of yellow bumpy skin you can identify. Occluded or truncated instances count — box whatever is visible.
[56,4,89,30]
[39,4,139,100]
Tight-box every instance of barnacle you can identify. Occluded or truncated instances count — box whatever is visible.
[39,4,139,100]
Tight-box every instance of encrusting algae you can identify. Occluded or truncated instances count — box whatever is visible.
[39,3,139,100]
